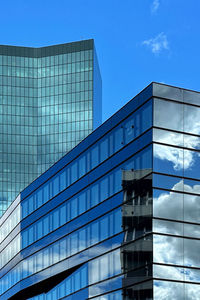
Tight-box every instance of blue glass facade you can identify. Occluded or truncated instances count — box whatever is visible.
[1,83,200,299]
[0,39,102,216]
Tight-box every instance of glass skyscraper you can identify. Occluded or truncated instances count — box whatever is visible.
[1,83,200,299]
[0,39,102,215]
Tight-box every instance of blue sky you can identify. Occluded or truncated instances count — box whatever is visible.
[0,0,199,121]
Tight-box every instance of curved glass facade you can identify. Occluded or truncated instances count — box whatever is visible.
[1,83,200,299]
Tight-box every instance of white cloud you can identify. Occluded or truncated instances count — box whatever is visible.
[142,32,169,54]
[151,0,160,13]
[154,182,200,224]
[154,278,200,299]
[153,100,200,171]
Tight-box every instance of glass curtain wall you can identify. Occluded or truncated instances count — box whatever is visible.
[153,95,200,299]
[0,40,100,216]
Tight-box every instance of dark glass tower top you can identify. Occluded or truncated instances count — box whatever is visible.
[0,39,102,216]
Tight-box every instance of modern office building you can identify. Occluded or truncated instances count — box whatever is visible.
[0,39,101,216]
[1,82,200,299]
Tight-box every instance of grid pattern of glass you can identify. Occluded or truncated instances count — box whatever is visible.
[2,83,200,299]
[152,85,200,299]
[0,83,153,300]
[0,40,100,216]
[0,54,38,215]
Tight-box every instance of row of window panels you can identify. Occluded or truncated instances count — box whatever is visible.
[0,108,37,117]
[0,208,122,294]
[0,122,91,137]
[0,140,86,152]
[153,173,200,194]
[154,98,200,135]
[82,280,200,300]
[65,277,151,300]
[38,111,91,124]
[154,279,200,300]
[0,84,92,98]
[0,81,92,95]
[17,192,200,269]
[0,144,151,266]
[2,250,122,299]
[0,116,39,126]
[153,188,200,224]
[0,166,37,174]
[38,61,93,78]
[0,61,93,78]
[0,70,93,88]
[38,142,87,155]
[0,101,92,116]
[28,249,121,300]
[0,130,37,137]
[1,91,93,106]
[38,122,92,134]
[39,152,84,167]
[0,186,33,195]
[0,172,37,181]
[0,179,30,188]
[39,84,92,98]
[154,143,200,180]
[0,98,37,107]
[0,179,36,189]
[28,267,200,300]
[1,166,38,175]
[38,130,91,143]
[30,289,121,300]
[21,102,152,217]
[39,144,88,158]
[38,124,92,136]
[78,279,200,300]
[0,206,121,269]
[38,140,83,159]
[38,71,93,87]
[0,204,20,240]
[1,113,92,127]
[0,101,152,242]
[0,165,38,174]
[0,135,149,248]
[37,140,89,156]
[39,111,92,125]
[0,173,51,186]
[0,133,37,143]
[39,91,93,105]
[0,127,37,136]
[153,218,200,240]
[22,142,151,220]
[0,143,37,153]
[0,234,20,269]
[0,155,38,164]
[154,234,200,269]
[21,173,121,248]
[1,173,38,183]
[5,180,199,264]
[7,240,200,300]
[1,96,92,113]
[39,50,93,66]
[0,50,93,67]
[39,102,93,115]
[153,128,200,151]
[3,140,87,157]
